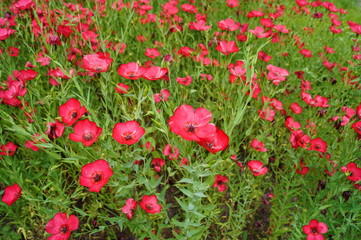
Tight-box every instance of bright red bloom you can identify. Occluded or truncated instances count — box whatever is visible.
[181,3,197,13]
[266,64,289,85]
[0,142,17,156]
[308,138,327,153]
[163,144,179,160]
[302,219,328,240]
[197,128,229,154]
[117,62,146,80]
[356,103,361,118]
[176,76,193,86]
[46,120,65,140]
[348,21,361,35]
[247,10,265,18]
[285,117,301,131]
[153,89,170,103]
[45,212,79,240]
[0,28,16,40]
[352,121,361,135]
[215,40,239,55]
[25,134,46,151]
[295,160,309,175]
[121,198,138,220]
[151,158,165,172]
[342,162,361,183]
[115,83,130,94]
[112,121,145,145]
[82,52,113,73]
[177,46,195,57]
[189,20,211,31]
[13,0,34,11]
[168,105,216,142]
[2,183,21,206]
[251,139,267,152]
[79,159,113,192]
[290,102,303,114]
[140,195,162,214]
[248,161,268,176]
[69,120,102,147]
[300,48,313,58]
[258,51,272,62]
[58,98,87,127]
[258,107,275,122]
[142,66,168,81]
[249,26,272,38]
[144,48,161,59]
[227,0,239,7]
[212,175,228,192]
[218,19,240,31]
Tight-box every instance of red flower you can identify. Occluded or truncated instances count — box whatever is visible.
[2,183,21,206]
[112,121,145,145]
[115,83,130,94]
[69,120,102,147]
[215,40,239,55]
[258,51,272,62]
[348,21,361,35]
[176,76,193,86]
[45,212,79,240]
[117,62,146,80]
[0,28,16,40]
[82,52,113,73]
[352,121,361,135]
[308,138,327,153]
[251,139,267,152]
[218,19,240,31]
[189,20,211,31]
[212,175,228,192]
[266,64,289,85]
[140,195,162,214]
[295,160,309,175]
[144,48,161,59]
[258,107,275,122]
[79,159,113,192]
[0,142,18,156]
[151,158,165,172]
[290,102,303,114]
[25,134,46,151]
[46,120,65,140]
[153,89,170,103]
[248,161,268,176]
[142,66,168,81]
[302,219,328,240]
[197,128,229,154]
[121,198,138,220]
[163,144,179,160]
[58,98,87,127]
[168,105,216,142]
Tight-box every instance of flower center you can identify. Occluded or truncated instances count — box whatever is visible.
[127,71,135,77]
[60,225,68,234]
[83,132,94,141]
[91,172,104,184]
[184,122,197,134]
[70,111,78,119]
[123,132,134,141]
[311,228,318,234]
[146,204,153,210]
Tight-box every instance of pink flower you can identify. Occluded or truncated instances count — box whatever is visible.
[2,183,21,206]
[69,120,102,147]
[144,48,161,59]
[115,83,130,94]
[303,219,328,240]
[153,89,170,103]
[117,62,146,80]
[121,198,138,220]
[168,105,216,142]
[45,212,79,240]
[215,40,239,55]
[251,139,267,152]
[79,159,113,192]
[140,195,162,214]
[151,158,165,172]
[58,98,87,127]
[197,128,229,154]
[82,52,113,73]
[112,121,145,145]
[248,161,268,176]
[163,144,179,160]
[212,175,228,192]
[0,142,18,156]
[266,64,289,85]
[176,76,193,86]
